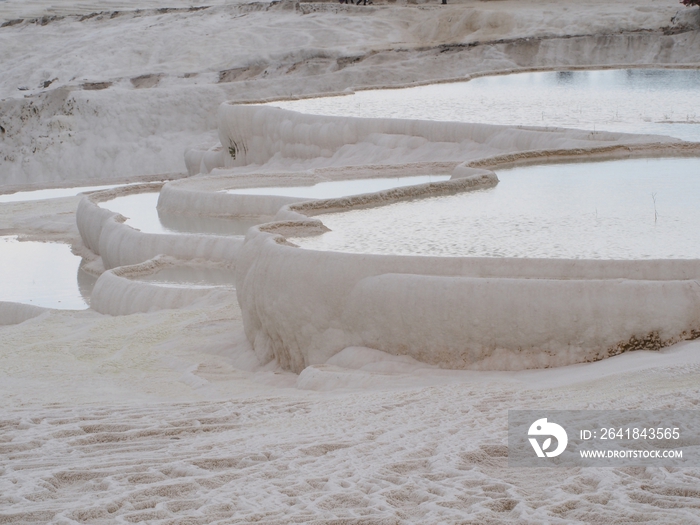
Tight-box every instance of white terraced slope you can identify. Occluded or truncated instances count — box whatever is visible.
[2,0,700,523]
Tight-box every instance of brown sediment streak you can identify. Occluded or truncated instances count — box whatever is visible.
[595,328,700,362]
[259,220,330,237]
[468,142,700,170]
[83,182,165,203]
[287,173,497,217]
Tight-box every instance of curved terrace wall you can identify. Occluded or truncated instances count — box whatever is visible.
[90,257,235,316]
[76,185,243,270]
[157,172,316,218]
[237,203,700,373]
[203,106,700,372]
[186,104,677,175]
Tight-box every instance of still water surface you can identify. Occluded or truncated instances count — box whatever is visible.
[0,181,151,203]
[0,236,89,309]
[225,176,451,199]
[133,266,236,289]
[100,177,449,235]
[290,158,700,260]
[98,192,257,236]
[270,69,700,141]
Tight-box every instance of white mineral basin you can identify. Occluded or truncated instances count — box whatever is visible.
[269,69,700,141]
[131,266,236,289]
[98,192,260,236]
[290,157,700,260]
[0,181,152,203]
[224,175,451,199]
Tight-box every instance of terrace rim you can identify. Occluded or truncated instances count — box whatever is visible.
[69,24,700,370]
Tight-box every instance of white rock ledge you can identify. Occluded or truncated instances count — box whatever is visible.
[238,224,700,373]
[90,256,236,316]
[81,103,700,370]
[76,184,242,270]
[213,106,700,372]
[186,105,679,175]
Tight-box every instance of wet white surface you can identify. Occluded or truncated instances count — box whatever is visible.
[4,3,700,524]
[270,69,700,141]
[225,175,452,199]
[99,177,452,235]
[0,236,88,309]
[291,157,700,259]
[98,192,255,236]
[133,266,236,289]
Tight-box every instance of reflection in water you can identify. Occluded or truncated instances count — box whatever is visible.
[290,158,700,260]
[132,266,236,289]
[269,69,700,141]
[556,71,574,82]
[225,176,451,199]
[0,236,88,309]
[77,260,99,305]
[99,192,164,233]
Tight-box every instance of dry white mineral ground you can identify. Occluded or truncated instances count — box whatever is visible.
[2,0,700,522]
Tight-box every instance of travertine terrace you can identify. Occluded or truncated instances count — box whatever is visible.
[2,0,700,522]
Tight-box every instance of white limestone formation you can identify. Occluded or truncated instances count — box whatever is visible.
[70,102,700,370]
[0,301,48,326]
[189,104,677,175]
[5,2,700,522]
[237,225,700,372]
[76,185,242,270]
[90,257,235,316]
[179,105,699,372]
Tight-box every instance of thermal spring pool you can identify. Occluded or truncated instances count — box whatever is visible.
[0,236,89,309]
[290,157,700,260]
[270,69,700,141]
[97,192,260,236]
[99,177,451,235]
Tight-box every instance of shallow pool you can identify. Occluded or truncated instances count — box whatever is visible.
[132,266,236,289]
[0,236,89,309]
[98,192,259,236]
[100,177,452,235]
[289,157,700,260]
[269,69,700,141]
[225,175,451,199]
[0,181,152,203]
